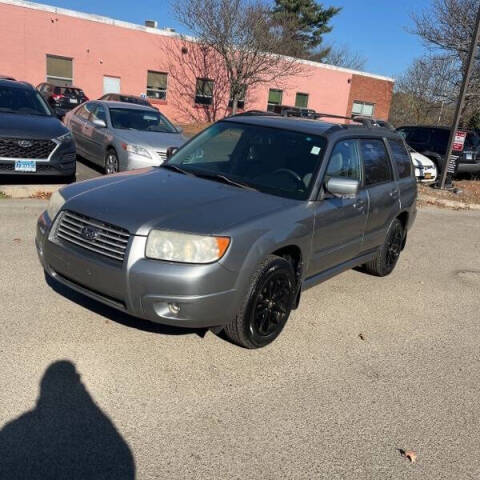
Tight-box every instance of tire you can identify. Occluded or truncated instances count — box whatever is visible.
[104,149,119,174]
[364,218,404,277]
[224,255,296,349]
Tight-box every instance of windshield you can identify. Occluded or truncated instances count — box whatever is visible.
[109,108,176,133]
[166,121,327,200]
[53,86,85,97]
[0,86,52,116]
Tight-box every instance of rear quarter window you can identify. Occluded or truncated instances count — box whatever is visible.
[388,138,412,178]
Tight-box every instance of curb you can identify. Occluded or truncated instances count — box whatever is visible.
[0,184,64,199]
[419,194,480,210]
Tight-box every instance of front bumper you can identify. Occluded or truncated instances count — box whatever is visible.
[36,211,239,328]
[0,140,76,177]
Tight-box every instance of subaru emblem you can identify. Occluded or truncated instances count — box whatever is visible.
[81,225,99,241]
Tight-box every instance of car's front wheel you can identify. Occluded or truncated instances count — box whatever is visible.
[104,149,119,174]
[224,255,296,349]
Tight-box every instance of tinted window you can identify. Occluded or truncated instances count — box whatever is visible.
[407,128,430,144]
[325,140,361,181]
[388,139,412,178]
[109,108,176,133]
[0,86,51,116]
[168,122,327,200]
[430,129,449,152]
[360,139,393,186]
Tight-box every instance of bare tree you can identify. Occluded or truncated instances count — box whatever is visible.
[411,0,480,123]
[172,0,304,116]
[319,43,367,71]
[389,55,457,126]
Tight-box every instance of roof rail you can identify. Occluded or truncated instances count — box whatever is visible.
[315,112,375,127]
[230,110,280,117]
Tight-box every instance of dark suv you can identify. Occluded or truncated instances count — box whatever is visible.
[37,115,416,348]
[37,83,89,114]
[0,79,76,179]
[397,125,480,174]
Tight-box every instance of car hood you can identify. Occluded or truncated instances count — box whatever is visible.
[410,151,435,168]
[61,168,296,235]
[113,129,186,151]
[0,113,67,139]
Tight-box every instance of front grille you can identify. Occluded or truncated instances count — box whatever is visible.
[0,138,56,159]
[56,211,130,262]
[157,151,167,162]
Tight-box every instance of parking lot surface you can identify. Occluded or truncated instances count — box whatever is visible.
[1,202,480,479]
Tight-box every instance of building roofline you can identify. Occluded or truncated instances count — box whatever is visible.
[1,0,395,83]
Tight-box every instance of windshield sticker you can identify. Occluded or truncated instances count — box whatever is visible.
[310,146,321,155]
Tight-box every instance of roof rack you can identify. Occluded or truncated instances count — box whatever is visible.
[315,112,377,128]
[230,110,280,117]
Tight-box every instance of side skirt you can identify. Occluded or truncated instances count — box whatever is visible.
[301,250,378,292]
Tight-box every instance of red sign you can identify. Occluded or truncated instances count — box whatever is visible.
[452,130,467,152]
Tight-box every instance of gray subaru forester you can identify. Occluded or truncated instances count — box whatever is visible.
[36,114,417,348]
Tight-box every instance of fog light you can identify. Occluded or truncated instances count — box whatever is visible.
[168,303,180,314]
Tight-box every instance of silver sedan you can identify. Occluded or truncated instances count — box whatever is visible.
[64,100,186,173]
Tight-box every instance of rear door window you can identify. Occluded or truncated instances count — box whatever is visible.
[360,139,393,186]
[388,138,412,178]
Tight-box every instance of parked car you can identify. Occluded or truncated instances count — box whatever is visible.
[99,93,153,108]
[37,114,416,348]
[397,125,480,175]
[269,105,317,118]
[37,83,89,115]
[64,100,185,173]
[409,147,437,183]
[0,78,76,180]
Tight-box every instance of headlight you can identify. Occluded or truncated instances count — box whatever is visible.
[56,131,73,143]
[47,190,66,221]
[146,230,230,263]
[124,144,152,159]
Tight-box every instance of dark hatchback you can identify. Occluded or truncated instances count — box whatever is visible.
[0,79,76,179]
[37,83,89,114]
[398,125,480,174]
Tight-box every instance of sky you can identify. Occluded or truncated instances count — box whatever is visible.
[35,0,428,78]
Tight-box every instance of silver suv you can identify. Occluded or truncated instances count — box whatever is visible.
[36,114,417,348]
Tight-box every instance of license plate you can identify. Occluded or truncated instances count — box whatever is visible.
[466,153,473,160]
[69,98,78,104]
[424,172,432,179]
[15,160,36,172]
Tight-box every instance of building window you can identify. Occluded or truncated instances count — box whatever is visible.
[295,92,309,108]
[195,78,214,105]
[228,85,246,110]
[352,100,375,117]
[267,88,283,111]
[146,71,168,100]
[46,55,73,86]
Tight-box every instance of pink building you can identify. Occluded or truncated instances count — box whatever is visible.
[0,0,394,124]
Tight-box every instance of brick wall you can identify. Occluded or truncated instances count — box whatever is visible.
[346,74,394,120]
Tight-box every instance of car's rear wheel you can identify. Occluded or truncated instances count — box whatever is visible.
[364,218,404,277]
[104,149,119,174]
[224,255,296,349]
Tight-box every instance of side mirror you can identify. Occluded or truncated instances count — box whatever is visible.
[166,146,179,159]
[55,108,65,121]
[326,177,360,197]
[93,118,107,128]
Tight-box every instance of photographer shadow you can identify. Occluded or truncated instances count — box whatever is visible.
[0,361,135,480]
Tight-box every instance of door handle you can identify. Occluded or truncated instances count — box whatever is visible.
[389,190,399,199]
[353,199,366,210]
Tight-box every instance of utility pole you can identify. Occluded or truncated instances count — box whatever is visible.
[439,3,480,189]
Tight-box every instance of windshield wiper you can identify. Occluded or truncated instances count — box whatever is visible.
[161,164,194,176]
[193,172,258,191]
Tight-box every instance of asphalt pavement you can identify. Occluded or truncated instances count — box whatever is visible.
[0,202,479,479]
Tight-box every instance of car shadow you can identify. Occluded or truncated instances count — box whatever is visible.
[45,272,207,338]
[0,360,135,479]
